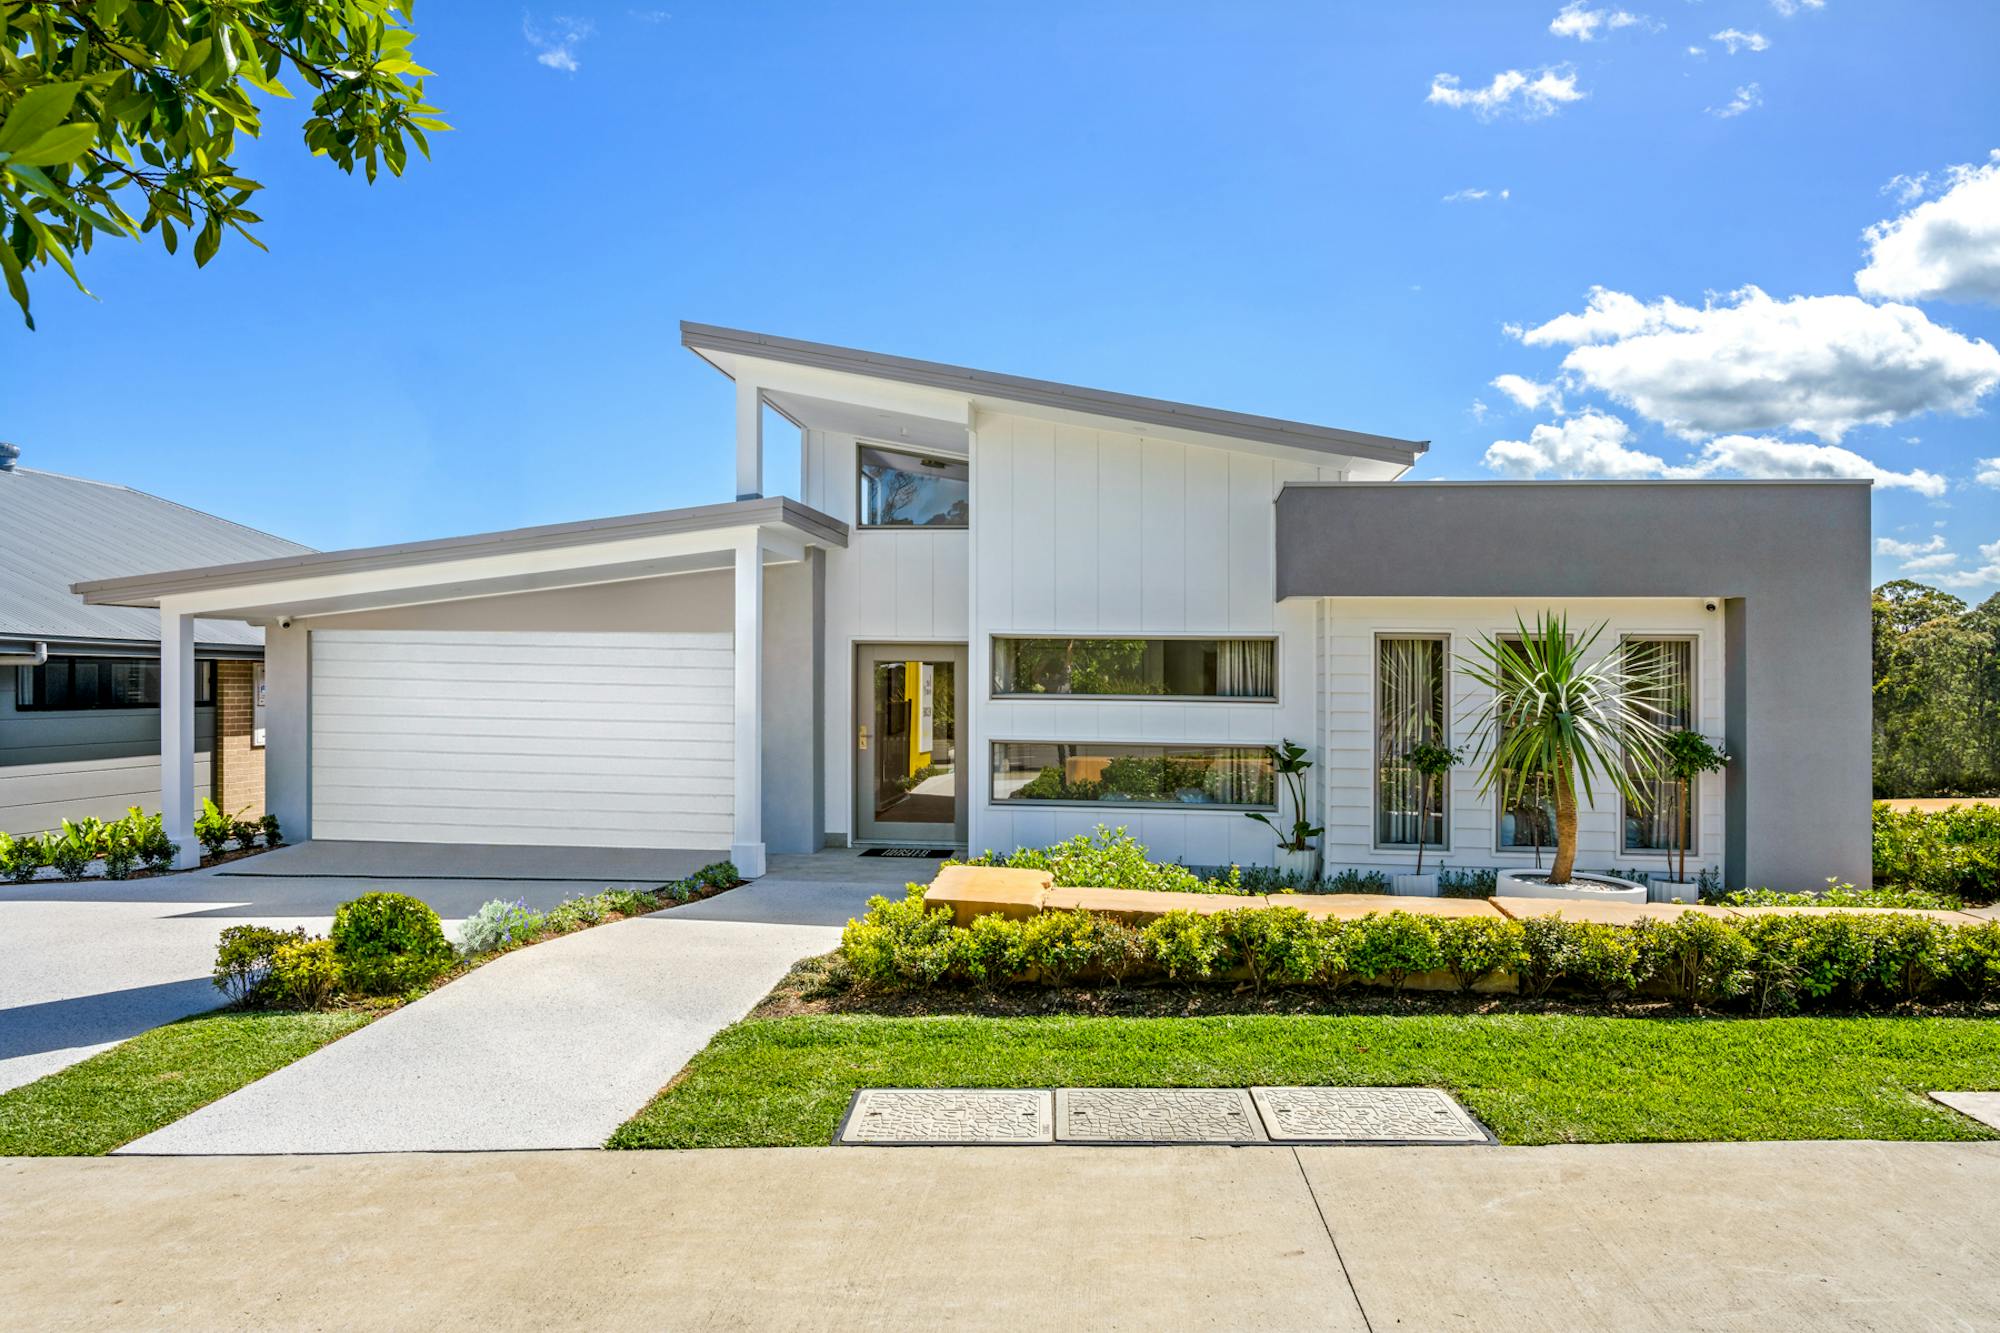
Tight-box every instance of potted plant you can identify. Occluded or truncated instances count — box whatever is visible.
[1461,613,1671,903]
[1247,739,1323,884]
[1393,742,1462,896]
[1651,730,1728,902]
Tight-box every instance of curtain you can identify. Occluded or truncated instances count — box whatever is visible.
[1377,638,1444,845]
[1216,639,1275,698]
[1628,639,1694,850]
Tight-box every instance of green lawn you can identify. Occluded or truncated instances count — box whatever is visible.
[0,1008,376,1155]
[607,1013,2000,1149]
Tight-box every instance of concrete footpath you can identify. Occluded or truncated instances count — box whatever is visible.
[4,1140,1996,1329]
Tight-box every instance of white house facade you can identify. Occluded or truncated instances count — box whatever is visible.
[75,324,1873,890]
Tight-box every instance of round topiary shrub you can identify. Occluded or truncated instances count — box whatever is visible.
[330,891,455,995]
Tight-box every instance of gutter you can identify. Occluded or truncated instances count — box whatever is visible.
[0,641,48,667]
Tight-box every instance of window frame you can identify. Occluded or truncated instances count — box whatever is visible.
[987,738,1280,812]
[988,634,1281,704]
[1370,631,1453,855]
[854,440,970,531]
[14,656,216,713]
[1620,632,1701,859]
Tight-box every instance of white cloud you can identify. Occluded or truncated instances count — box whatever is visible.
[1976,457,2000,488]
[1877,534,1948,559]
[1686,44,1706,56]
[1930,540,2000,591]
[1855,150,2000,305]
[1510,285,2000,442]
[1469,399,1491,422]
[1901,552,1963,572]
[1490,373,1564,412]
[1711,28,1770,53]
[1686,436,1948,496]
[1882,172,1932,205]
[1428,67,1584,120]
[1550,3,1647,40]
[1483,411,1672,479]
[1443,187,1510,203]
[524,14,593,71]
[1709,83,1763,118]
[1770,0,1825,14]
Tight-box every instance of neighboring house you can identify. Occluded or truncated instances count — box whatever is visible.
[0,446,312,834]
[73,326,1872,888]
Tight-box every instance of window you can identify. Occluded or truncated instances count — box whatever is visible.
[858,444,968,528]
[1624,636,1697,854]
[991,742,1275,809]
[1376,636,1448,846]
[15,657,215,711]
[992,637,1277,700]
[1483,635,1558,852]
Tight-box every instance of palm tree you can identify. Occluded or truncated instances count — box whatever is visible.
[1459,613,1673,886]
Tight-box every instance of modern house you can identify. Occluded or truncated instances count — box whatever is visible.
[72,326,1872,889]
[1,447,311,834]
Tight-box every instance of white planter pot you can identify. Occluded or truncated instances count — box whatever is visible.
[1648,878,1703,905]
[1272,846,1321,884]
[1390,872,1440,897]
[1494,868,1646,905]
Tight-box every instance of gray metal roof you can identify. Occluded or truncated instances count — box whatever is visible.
[73,496,846,608]
[0,467,310,651]
[681,322,1430,467]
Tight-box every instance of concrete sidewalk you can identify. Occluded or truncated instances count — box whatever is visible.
[4,1140,1995,1329]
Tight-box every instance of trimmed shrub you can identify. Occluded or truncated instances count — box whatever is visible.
[840,888,961,989]
[1640,914,1752,1007]
[330,892,454,995]
[1861,914,1950,1004]
[1438,867,1499,898]
[1143,911,1226,982]
[1,832,45,884]
[958,826,1244,895]
[1872,803,2000,903]
[457,898,546,956]
[47,820,95,879]
[1094,916,1148,986]
[1516,916,1585,998]
[1572,922,1648,1001]
[1215,906,1323,993]
[194,798,236,857]
[1737,914,1808,1015]
[958,912,1025,984]
[1345,913,1440,994]
[1016,909,1103,987]
[213,924,308,1001]
[262,938,343,1009]
[260,813,284,847]
[1436,916,1524,993]
[1943,922,2000,1004]
[1726,882,1967,911]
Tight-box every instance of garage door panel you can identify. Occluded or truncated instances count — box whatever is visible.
[311,630,732,849]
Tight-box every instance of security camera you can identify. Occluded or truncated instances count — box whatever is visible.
[1704,602,1717,613]
[277,616,293,630]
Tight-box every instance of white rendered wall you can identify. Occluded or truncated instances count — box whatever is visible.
[1319,597,1726,877]
[968,410,1345,867]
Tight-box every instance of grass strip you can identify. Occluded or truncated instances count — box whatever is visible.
[0,1008,375,1155]
[608,1012,2000,1149]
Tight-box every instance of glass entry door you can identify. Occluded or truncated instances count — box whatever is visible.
[855,643,966,846]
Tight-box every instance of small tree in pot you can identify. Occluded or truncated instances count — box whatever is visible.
[1461,613,1671,897]
[1247,740,1324,884]
[1395,742,1462,895]
[1658,730,1728,893]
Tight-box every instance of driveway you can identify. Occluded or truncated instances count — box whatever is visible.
[0,839,740,1095]
[5,1140,1997,1329]
[119,850,921,1153]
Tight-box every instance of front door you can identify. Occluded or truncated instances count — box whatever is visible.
[855,643,967,846]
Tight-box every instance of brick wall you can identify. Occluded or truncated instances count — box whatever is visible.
[213,660,265,817]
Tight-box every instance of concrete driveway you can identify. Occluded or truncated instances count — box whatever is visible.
[0,839,731,1094]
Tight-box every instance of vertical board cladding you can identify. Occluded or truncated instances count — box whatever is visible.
[968,410,1334,867]
[213,659,265,817]
[808,426,972,843]
[1319,597,1726,879]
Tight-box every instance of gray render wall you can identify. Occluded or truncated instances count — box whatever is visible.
[1274,481,1873,890]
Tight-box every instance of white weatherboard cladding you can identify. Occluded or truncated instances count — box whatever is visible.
[969,411,1338,867]
[309,630,732,848]
[1319,597,1725,875]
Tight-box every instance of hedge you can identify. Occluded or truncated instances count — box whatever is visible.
[840,887,2000,1014]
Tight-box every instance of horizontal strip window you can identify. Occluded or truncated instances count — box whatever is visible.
[858,444,968,529]
[15,658,215,711]
[992,637,1276,700]
[991,741,1276,809]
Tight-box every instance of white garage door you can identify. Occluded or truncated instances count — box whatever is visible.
[310,630,733,849]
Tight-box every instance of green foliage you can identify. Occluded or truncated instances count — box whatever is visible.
[0,1,447,328]
[1944,923,2000,1005]
[1871,581,1999,799]
[456,898,546,956]
[1438,867,1499,898]
[1726,879,1968,911]
[1516,915,1585,997]
[1435,916,1524,993]
[1639,914,1753,1007]
[1141,911,1225,982]
[212,924,306,1001]
[1572,922,1648,1000]
[261,937,342,1010]
[1214,906,1323,994]
[1246,738,1323,852]
[193,797,238,856]
[1871,803,2000,903]
[46,817,95,877]
[1344,912,1440,994]
[840,889,963,989]
[1015,909,1104,987]
[259,813,283,847]
[958,912,1026,985]
[329,891,453,995]
[958,826,1244,894]
[0,830,45,882]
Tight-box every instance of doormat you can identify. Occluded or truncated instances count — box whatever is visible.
[859,847,956,859]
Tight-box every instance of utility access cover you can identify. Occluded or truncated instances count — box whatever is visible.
[838,1089,1053,1145]
[1055,1088,1267,1143]
[1249,1087,1490,1144]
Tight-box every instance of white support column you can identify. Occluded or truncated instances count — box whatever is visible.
[731,530,766,878]
[735,377,763,501]
[159,606,201,869]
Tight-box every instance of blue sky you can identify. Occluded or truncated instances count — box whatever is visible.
[10,1,2000,595]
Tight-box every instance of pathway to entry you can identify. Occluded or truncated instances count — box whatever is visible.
[122,850,923,1154]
